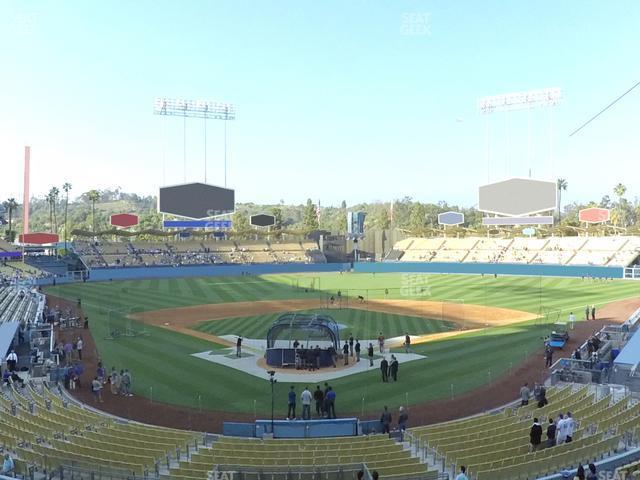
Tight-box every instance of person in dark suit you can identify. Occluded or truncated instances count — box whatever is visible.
[380,406,392,434]
[368,343,374,367]
[348,335,354,357]
[342,342,349,365]
[313,385,324,417]
[529,418,542,451]
[380,357,389,382]
[355,340,361,362]
[389,355,399,381]
[546,417,557,448]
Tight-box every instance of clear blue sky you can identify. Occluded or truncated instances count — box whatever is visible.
[1,0,639,207]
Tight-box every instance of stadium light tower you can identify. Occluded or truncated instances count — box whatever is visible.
[477,87,561,182]
[153,98,236,186]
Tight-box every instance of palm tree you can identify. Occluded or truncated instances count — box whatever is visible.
[49,186,60,233]
[62,183,72,247]
[46,192,54,229]
[614,183,627,227]
[556,178,568,223]
[88,189,101,234]
[3,198,18,242]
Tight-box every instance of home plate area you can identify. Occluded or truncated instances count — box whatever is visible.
[191,335,426,383]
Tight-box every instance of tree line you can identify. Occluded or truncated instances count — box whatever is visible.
[2,180,640,242]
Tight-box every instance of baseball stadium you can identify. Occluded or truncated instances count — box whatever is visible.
[3,3,640,480]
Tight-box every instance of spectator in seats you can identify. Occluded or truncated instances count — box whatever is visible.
[380,405,392,434]
[300,386,312,420]
[398,406,408,431]
[356,471,364,480]
[546,417,556,447]
[520,382,531,406]
[1,453,14,476]
[91,376,103,403]
[325,387,336,418]
[287,385,296,420]
[314,385,324,417]
[389,355,399,381]
[355,339,361,362]
[586,463,597,480]
[575,463,585,480]
[572,349,582,361]
[538,385,548,408]
[556,413,567,444]
[455,466,469,480]
[529,417,542,451]
[121,369,132,396]
[565,412,575,442]
[6,350,17,372]
[533,383,542,403]
[380,357,389,382]
[371,471,379,480]
[342,342,349,366]
[368,343,375,367]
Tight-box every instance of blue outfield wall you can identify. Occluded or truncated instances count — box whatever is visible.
[354,261,624,278]
[85,262,350,282]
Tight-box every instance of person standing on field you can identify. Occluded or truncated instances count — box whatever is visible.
[236,336,242,358]
[301,386,312,420]
[378,332,385,353]
[368,343,374,367]
[287,386,296,420]
[313,385,324,417]
[355,339,361,362]
[380,357,389,382]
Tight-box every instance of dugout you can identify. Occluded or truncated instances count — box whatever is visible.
[266,313,340,368]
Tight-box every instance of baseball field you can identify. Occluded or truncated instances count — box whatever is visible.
[45,272,640,416]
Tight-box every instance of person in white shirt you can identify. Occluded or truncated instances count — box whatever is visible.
[455,465,469,480]
[300,387,313,420]
[76,337,84,360]
[564,412,575,442]
[568,312,576,330]
[556,413,567,444]
[6,350,18,372]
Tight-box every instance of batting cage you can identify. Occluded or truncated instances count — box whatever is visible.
[265,313,341,368]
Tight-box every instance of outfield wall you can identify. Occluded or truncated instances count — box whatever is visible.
[354,261,624,278]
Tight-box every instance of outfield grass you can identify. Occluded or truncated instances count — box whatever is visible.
[45,273,640,415]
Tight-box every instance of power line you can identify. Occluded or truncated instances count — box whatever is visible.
[569,80,640,137]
